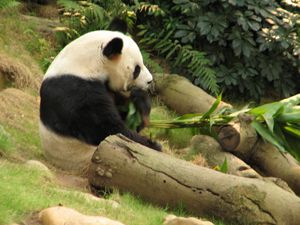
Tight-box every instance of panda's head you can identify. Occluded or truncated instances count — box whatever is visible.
[102,34,153,92]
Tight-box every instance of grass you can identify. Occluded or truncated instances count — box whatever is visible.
[0,160,170,225]
[0,7,56,81]
[0,89,41,159]
[0,126,11,154]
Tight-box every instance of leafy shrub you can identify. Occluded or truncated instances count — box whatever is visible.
[55,0,109,46]
[129,0,300,100]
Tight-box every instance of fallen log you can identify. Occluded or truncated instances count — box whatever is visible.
[89,134,300,225]
[252,140,300,195]
[190,135,261,179]
[154,74,231,114]
[217,115,300,195]
[217,113,257,159]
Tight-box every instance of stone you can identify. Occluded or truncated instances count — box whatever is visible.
[25,160,53,178]
[39,206,125,225]
[163,215,215,225]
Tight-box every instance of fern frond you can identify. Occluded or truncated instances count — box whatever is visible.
[138,27,219,95]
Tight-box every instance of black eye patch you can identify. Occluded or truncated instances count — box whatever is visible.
[133,65,141,79]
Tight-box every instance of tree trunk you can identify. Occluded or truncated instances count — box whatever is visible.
[89,134,300,225]
[154,74,231,114]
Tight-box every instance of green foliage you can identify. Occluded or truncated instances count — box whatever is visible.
[250,94,300,161]
[23,28,55,71]
[0,0,19,9]
[141,50,164,74]
[136,15,219,95]
[215,158,229,174]
[130,0,300,100]
[125,102,142,131]
[55,0,109,46]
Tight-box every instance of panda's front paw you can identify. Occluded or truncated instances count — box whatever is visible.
[147,139,162,151]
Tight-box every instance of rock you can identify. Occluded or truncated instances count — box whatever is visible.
[25,160,53,178]
[163,215,215,225]
[39,206,125,225]
[80,192,120,209]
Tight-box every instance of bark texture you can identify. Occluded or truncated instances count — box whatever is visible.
[89,134,300,225]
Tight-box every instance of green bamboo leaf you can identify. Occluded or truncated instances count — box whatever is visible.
[280,93,300,106]
[126,102,142,130]
[262,103,284,132]
[202,94,222,119]
[273,124,289,149]
[220,158,228,173]
[175,113,203,121]
[251,121,286,152]
[283,125,300,138]
[250,102,283,117]
[278,112,300,123]
[284,134,300,161]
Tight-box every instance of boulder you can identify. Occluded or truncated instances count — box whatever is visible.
[163,215,214,225]
[39,206,125,225]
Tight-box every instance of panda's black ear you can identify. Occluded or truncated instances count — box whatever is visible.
[103,37,123,60]
[108,18,128,34]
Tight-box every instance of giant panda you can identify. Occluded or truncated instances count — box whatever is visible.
[39,21,161,173]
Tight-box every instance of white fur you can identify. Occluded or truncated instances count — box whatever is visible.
[41,30,153,173]
[45,30,153,91]
[39,123,96,174]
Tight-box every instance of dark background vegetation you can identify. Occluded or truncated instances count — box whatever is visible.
[3,0,300,101]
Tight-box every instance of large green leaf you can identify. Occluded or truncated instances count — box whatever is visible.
[251,121,286,152]
[278,112,300,123]
[202,94,222,119]
[283,125,300,138]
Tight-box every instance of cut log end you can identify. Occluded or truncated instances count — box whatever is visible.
[218,125,240,151]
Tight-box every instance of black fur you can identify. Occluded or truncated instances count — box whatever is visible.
[133,65,141,80]
[108,18,128,34]
[40,75,161,151]
[130,88,151,132]
[103,38,123,58]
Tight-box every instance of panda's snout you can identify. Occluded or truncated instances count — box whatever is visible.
[147,79,153,85]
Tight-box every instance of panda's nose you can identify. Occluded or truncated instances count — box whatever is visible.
[147,79,153,85]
